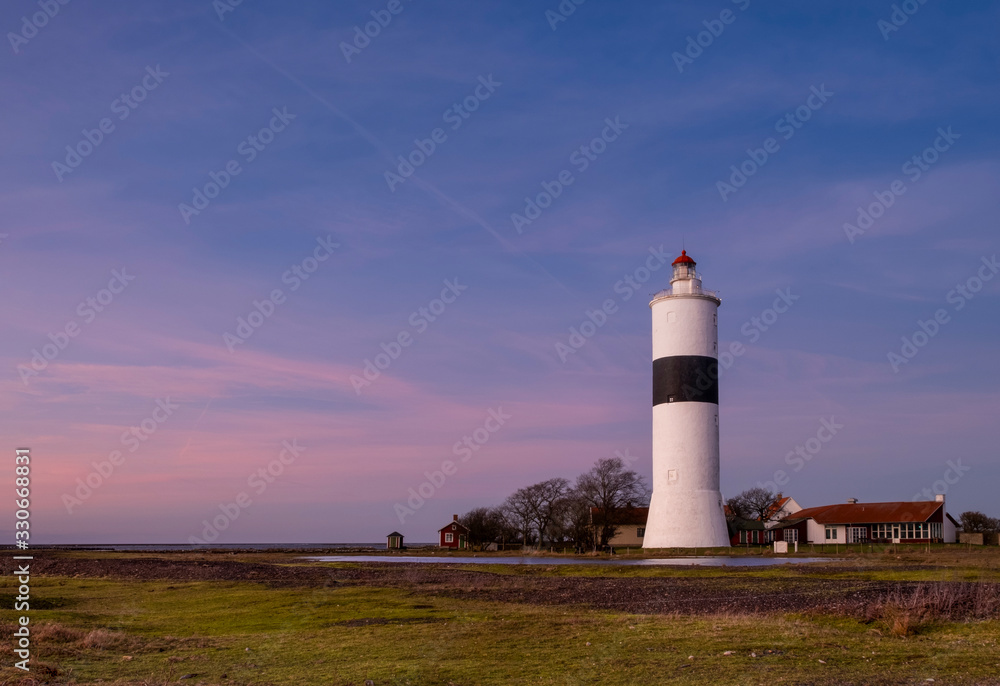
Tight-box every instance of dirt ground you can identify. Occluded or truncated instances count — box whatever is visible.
[23,552,1000,618]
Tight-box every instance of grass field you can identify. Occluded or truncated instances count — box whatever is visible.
[2,547,999,685]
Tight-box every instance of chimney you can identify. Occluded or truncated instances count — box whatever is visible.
[453,514,459,521]
[847,498,858,504]
[935,494,945,503]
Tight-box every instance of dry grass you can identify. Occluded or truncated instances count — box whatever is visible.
[1,620,151,663]
[854,582,1000,637]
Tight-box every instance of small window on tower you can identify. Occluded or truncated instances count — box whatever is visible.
[713,314,717,324]
[667,394,676,403]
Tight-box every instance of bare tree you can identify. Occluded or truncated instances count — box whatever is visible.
[560,490,596,552]
[501,491,535,547]
[531,477,571,547]
[575,457,648,548]
[960,511,1000,533]
[727,487,780,524]
[505,478,570,548]
[460,506,507,547]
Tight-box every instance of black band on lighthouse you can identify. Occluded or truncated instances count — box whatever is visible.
[653,355,719,406]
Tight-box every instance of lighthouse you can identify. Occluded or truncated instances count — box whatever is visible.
[643,250,730,549]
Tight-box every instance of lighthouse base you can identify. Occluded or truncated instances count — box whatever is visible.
[642,489,731,549]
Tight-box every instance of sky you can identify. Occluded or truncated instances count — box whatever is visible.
[2,0,998,544]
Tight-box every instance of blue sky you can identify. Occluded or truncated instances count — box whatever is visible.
[2,0,998,543]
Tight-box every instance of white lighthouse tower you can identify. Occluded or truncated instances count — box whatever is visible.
[642,250,730,549]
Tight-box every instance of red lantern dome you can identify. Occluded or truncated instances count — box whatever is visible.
[672,250,696,266]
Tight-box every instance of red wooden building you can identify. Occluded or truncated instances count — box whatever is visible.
[438,514,469,549]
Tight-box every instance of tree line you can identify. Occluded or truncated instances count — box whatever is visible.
[960,511,1000,534]
[458,457,648,551]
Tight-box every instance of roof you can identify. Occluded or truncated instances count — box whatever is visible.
[672,249,696,266]
[765,496,792,520]
[784,501,943,525]
[386,531,403,537]
[590,506,648,526]
[438,521,469,533]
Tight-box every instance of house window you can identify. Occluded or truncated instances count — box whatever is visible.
[848,527,867,543]
[739,531,747,544]
[452,524,457,531]
[783,529,798,543]
[825,526,838,541]
[445,533,453,543]
[637,527,645,537]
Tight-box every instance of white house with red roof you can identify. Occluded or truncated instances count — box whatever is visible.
[763,494,803,528]
[770,495,958,544]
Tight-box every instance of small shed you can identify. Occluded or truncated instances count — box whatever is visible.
[386,531,404,550]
